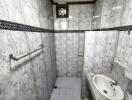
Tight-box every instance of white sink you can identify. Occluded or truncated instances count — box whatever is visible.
[125,68,132,80]
[93,74,124,100]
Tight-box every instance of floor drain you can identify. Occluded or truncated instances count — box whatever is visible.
[54,85,57,89]
[103,90,108,94]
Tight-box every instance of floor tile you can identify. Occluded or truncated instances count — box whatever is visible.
[66,94,73,100]
[50,77,81,100]
[66,89,73,95]
[73,95,80,100]
[52,88,60,94]
[50,93,58,100]
[58,94,66,100]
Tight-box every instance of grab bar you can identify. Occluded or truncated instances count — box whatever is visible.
[9,44,44,61]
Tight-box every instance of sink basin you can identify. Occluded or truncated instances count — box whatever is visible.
[125,68,132,80]
[93,74,124,100]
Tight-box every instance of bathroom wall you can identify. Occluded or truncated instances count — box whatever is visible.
[92,0,131,29]
[0,0,54,29]
[82,31,118,97]
[113,31,132,93]
[115,32,132,68]
[55,33,85,77]
[54,4,93,77]
[122,0,132,26]
[90,0,132,69]
[53,4,93,30]
[91,0,132,95]
[0,0,56,100]
[53,0,132,30]
[92,0,103,29]
[84,31,118,74]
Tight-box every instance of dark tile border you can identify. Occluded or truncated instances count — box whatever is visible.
[0,19,53,33]
[54,30,88,33]
[54,25,132,33]
[0,19,131,33]
[92,25,132,31]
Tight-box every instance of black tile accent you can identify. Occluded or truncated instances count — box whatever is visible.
[0,19,53,33]
[54,30,89,33]
[0,19,132,33]
[54,25,132,33]
[92,25,132,31]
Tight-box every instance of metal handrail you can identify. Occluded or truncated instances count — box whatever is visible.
[9,44,44,61]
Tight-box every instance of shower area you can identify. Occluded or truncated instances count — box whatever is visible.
[50,33,85,100]
[50,3,93,99]
[55,33,84,77]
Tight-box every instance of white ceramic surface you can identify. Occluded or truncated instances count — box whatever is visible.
[93,74,124,100]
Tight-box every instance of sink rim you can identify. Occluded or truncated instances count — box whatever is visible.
[93,74,124,100]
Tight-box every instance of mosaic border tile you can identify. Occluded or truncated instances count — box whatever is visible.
[0,19,53,33]
[0,19,132,33]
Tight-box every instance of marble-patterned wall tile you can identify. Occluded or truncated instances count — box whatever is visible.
[92,0,112,28]
[0,30,56,100]
[100,0,113,28]
[55,33,84,77]
[122,0,132,26]
[113,32,132,93]
[54,4,92,78]
[0,0,53,29]
[67,33,79,76]
[114,31,132,68]
[0,0,56,100]
[55,33,67,76]
[92,0,132,28]
[112,30,132,95]
[78,33,85,77]
[82,31,118,98]
[84,31,117,74]
[92,0,113,28]
[92,0,103,29]
[53,4,93,30]
[111,63,129,93]
[110,0,124,27]
[92,0,132,96]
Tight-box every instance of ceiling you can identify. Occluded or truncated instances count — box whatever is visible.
[51,0,96,4]
[54,0,94,2]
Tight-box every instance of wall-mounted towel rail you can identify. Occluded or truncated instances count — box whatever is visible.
[9,44,44,61]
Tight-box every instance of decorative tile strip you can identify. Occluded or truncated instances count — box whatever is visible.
[0,19,132,33]
[0,19,53,33]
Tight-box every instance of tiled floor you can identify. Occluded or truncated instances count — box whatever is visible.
[50,77,81,100]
